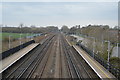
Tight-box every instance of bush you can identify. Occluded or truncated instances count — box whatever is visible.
[3,37,16,42]
[110,57,120,68]
[3,37,9,42]
[11,38,16,41]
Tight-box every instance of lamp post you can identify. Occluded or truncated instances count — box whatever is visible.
[19,23,23,50]
[31,32,33,40]
[9,35,12,49]
[91,37,95,58]
[26,33,27,42]
[19,34,22,45]
[117,35,119,57]
[105,40,110,70]
[101,34,104,54]
[117,43,119,57]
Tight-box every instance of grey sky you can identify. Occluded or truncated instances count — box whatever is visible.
[2,0,120,2]
[1,1,118,28]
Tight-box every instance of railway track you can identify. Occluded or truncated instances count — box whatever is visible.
[18,35,55,78]
[2,33,100,79]
[59,36,62,78]
[61,36,82,78]
[40,36,58,78]
[59,35,70,78]
[71,46,100,79]
[61,34,100,79]
[31,35,57,78]
[2,35,55,78]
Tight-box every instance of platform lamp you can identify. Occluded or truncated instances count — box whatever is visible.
[25,33,28,42]
[117,35,119,58]
[31,32,33,40]
[9,35,12,49]
[105,40,110,71]
[91,37,95,58]
[19,23,23,50]
[117,43,119,57]
[19,34,22,48]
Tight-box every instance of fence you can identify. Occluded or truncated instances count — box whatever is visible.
[0,40,35,60]
[76,43,120,79]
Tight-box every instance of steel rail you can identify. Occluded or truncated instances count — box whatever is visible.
[16,35,55,78]
[4,35,55,79]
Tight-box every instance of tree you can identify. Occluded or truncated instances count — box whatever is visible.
[46,26,59,33]
[61,25,69,34]
[30,25,36,28]
[69,27,77,34]
[19,23,24,28]
[102,25,109,29]
[78,25,80,29]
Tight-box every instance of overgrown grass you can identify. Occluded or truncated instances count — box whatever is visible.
[110,57,120,69]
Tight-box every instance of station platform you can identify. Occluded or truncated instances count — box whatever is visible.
[73,45,116,79]
[0,43,39,73]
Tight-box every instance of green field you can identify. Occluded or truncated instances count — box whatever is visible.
[0,33,33,40]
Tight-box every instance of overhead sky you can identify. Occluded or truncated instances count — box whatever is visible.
[2,0,120,2]
[1,1,118,28]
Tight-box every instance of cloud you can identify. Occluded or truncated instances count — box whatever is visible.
[2,0,120,2]
[0,3,2,24]
[2,2,118,28]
